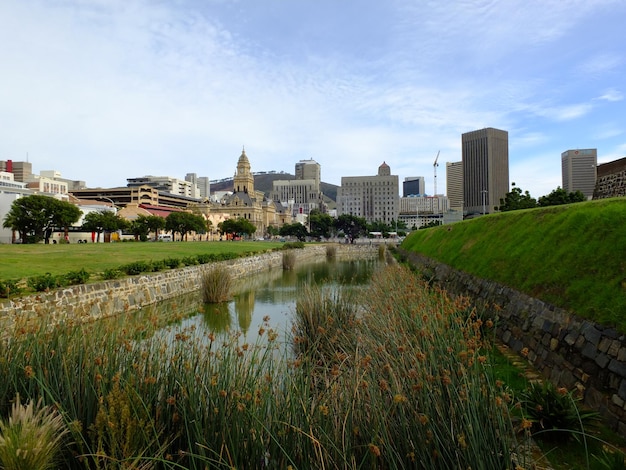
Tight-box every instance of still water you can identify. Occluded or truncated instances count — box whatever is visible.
[148,258,381,344]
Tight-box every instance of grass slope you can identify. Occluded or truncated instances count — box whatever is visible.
[401,198,626,331]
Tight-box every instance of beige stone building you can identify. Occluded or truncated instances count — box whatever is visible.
[337,162,399,224]
[203,149,288,237]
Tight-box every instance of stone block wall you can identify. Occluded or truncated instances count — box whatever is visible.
[400,249,626,434]
[1,244,378,332]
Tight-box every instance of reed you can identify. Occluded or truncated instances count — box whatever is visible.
[325,245,337,260]
[378,243,386,259]
[201,266,233,303]
[282,251,296,270]
[0,263,538,469]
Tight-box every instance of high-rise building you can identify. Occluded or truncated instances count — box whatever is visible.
[461,127,509,215]
[185,173,210,199]
[270,159,325,217]
[446,161,463,210]
[295,159,321,187]
[561,149,597,199]
[337,162,399,224]
[403,176,425,197]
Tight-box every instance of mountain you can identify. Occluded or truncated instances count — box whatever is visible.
[211,173,339,206]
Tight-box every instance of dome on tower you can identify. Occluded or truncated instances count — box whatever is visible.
[238,148,250,167]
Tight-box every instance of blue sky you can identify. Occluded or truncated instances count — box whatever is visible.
[1,0,625,198]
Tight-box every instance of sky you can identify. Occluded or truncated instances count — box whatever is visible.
[1,0,625,199]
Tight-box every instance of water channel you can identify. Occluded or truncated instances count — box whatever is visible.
[144,257,382,346]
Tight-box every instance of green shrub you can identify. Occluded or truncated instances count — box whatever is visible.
[215,252,238,261]
[119,261,152,276]
[150,260,167,272]
[62,268,90,286]
[164,257,182,269]
[102,268,123,280]
[325,245,337,260]
[283,241,305,250]
[27,273,59,292]
[196,253,216,264]
[0,279,22,298]
[181,256,199,266]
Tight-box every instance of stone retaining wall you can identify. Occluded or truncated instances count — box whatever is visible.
[0,244,378,331]
[399,248,626,434]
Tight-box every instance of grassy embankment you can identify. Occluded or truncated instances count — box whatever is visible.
[401,198,626,332]
[0,240,284,281]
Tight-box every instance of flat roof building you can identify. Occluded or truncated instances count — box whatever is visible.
[562,149,597,199]
[446,161,463,210]
[462,127,509,215]
[337,162,399,224]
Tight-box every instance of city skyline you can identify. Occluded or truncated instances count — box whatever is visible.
[1,1,625,199]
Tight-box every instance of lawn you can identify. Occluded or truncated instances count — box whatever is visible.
[0,240,284,280]
[401,197,626,331]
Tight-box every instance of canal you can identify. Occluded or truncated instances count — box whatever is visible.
[144,257,382,346]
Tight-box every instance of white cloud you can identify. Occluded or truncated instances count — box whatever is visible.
[597,89,624,102]
[0,0,625,196]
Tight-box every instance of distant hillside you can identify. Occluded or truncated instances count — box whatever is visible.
[211,173,339,206]
[401,198,626,331]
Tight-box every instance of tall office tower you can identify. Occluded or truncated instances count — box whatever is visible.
[186,173,210,199]
[446,161,464,210]
[403,176,425,197]
[561,149,597,199]
[270,159,324,217]
[197,176,210,199]
[337,162,399,224]
[295,159,321,186]
[461,127,509,215]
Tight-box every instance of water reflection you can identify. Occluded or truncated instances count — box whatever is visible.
[166,258,381,341]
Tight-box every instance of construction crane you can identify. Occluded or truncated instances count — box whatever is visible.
[433,150,440,196]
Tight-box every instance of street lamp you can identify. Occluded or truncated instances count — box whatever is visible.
[97,197,117,213]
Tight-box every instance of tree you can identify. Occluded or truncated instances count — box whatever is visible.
[308,209,334,240]
[537,187,586,207]
[279,222,309,241]
[218,218,257,240]
[165,212,207,241]
[499,183,537,211]
[130,215,166,241]
[82,210,128,242]
[334,214,367,244]
[2,194,81,243]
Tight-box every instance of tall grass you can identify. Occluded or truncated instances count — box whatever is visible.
[1,264,530,469]
[0,395,69,470]
[282,251,296,270]
[325,244,337,260]
[292,264,522,468]
[201,266,233,303]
